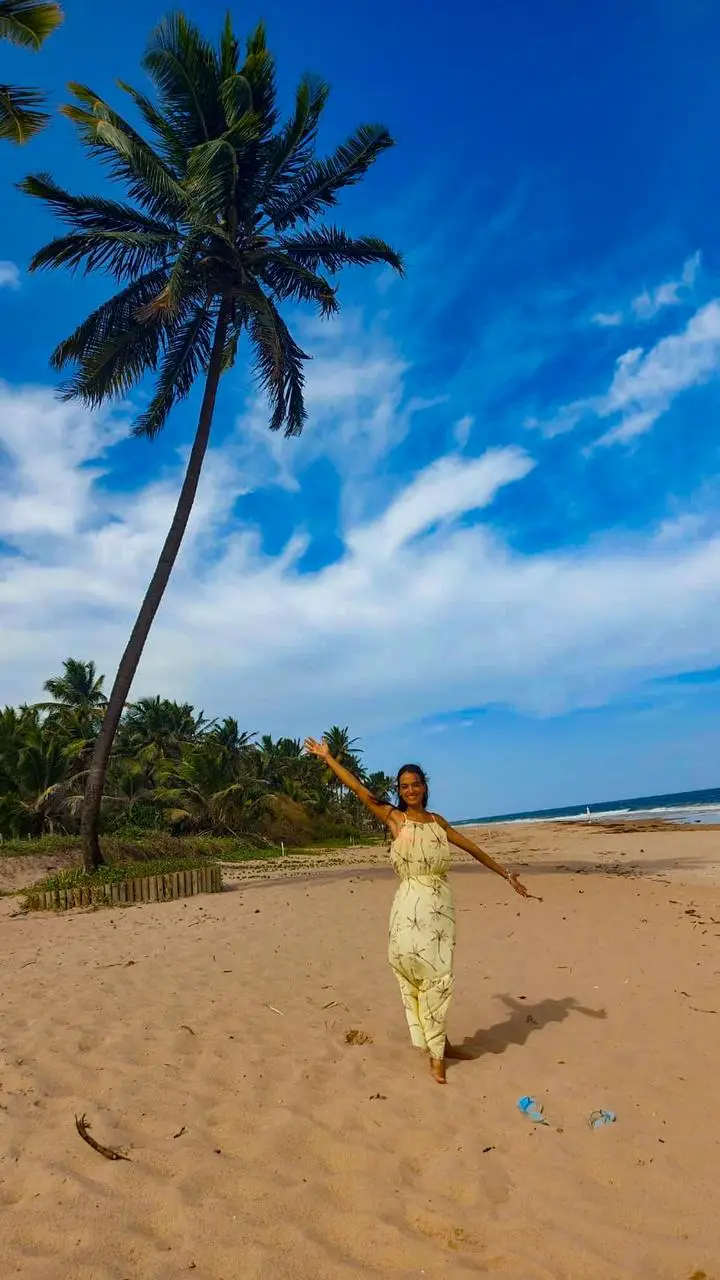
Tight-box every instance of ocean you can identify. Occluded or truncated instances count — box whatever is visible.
[458,785,720,827]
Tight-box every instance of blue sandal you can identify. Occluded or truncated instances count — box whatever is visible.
[517,1095,548,1124]
[588,1109,616,1129]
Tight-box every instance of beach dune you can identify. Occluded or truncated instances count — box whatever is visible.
[1,821,720,1278]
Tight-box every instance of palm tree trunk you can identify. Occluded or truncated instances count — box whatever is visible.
[80,303,230,870]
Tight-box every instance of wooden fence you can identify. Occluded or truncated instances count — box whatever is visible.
[27,864,223,911]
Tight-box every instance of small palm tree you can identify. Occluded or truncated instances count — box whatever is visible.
[20,13,401,870]
[38,658,107,716]
[205,717,256,758]
[120,695,206,761]
[156,741,268,833]
[322,725,362,800]
[0,0,63,143]
[0,710,79,835]
[322,726,361,766]
[365,770,395,804]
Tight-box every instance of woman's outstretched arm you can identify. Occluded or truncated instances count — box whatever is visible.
[434,816,530,898]
[304,737,394,826]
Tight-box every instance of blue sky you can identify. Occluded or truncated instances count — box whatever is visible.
[2,0,720,818]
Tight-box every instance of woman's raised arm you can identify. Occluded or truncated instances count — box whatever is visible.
[304,737,394,825]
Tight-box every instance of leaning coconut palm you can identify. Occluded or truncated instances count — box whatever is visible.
[20,13,402,870]
[0,0,63,142]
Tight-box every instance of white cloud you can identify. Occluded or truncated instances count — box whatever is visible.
[591,252,701,330]
[2,376,720,733]
[231,317,411,500]
[347,449,534,559]
[0,261,21,290]
[592,311,623,328]
[453,414,474,448]
[594,299,720,446]
[631,251,701,320]
[538,300,720,447]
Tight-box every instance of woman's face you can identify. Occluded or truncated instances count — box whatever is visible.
[398,771,426,808]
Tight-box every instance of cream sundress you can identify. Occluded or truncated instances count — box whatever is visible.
[388,814,456,1060]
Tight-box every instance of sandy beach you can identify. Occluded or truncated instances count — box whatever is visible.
[2,821,720,1279]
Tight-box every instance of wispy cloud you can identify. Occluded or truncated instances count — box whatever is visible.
[591,252,701,329]
[534,299,720,447]
[631,251,701,320]
[595,298,720,446]
[453,414,474,448]
[0,261,20,290]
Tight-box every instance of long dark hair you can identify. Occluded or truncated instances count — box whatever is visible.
[395,763,429,811]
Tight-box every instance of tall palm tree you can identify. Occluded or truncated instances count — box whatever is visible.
[0,0,63,143]
[20,13,402,870]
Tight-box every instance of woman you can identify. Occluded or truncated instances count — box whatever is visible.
[304,738,530,1083]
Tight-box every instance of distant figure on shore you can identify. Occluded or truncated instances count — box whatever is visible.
[586,806,591,822]
[304,737,529,1084]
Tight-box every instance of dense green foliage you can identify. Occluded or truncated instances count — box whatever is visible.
[0,659,396,845]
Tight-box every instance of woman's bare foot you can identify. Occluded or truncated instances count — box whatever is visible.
[445,1041,475,1060]
[430,1056,446,1083]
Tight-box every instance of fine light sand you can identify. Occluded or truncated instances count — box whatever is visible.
[1,822,720,1278]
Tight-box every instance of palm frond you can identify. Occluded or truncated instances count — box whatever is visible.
[61,84,187,221]
[256,249,337,316]
[267,123,395,230]
[133,304,215,439]
[240,21,277,138]
[142,12,225,149]
[218,12,239,81]
[58,310,166,407]
[219,71,253,128]
[27,229,172,280]
[157,226,208,311]
[220,323,241,373]
[115,78,188,173]
[0,82,49,142]
[185,135,242,219]
[49,268,169,370]
[247,287,308,436]
[0,0,63,50]
[261,74,329,196]
[20,172,176,233]
[279,226,403,275]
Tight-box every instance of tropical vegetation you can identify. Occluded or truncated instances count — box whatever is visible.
[20,11,401,869]
[0,0,63,142]
[0,659,396,848]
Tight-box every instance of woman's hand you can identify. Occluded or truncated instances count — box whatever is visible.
[506,871,530,898]
[304,736,331,761]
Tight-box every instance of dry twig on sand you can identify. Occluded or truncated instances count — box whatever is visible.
[74,1113,131,1162]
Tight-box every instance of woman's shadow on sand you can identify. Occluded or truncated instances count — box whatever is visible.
[451,995,607,1062]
